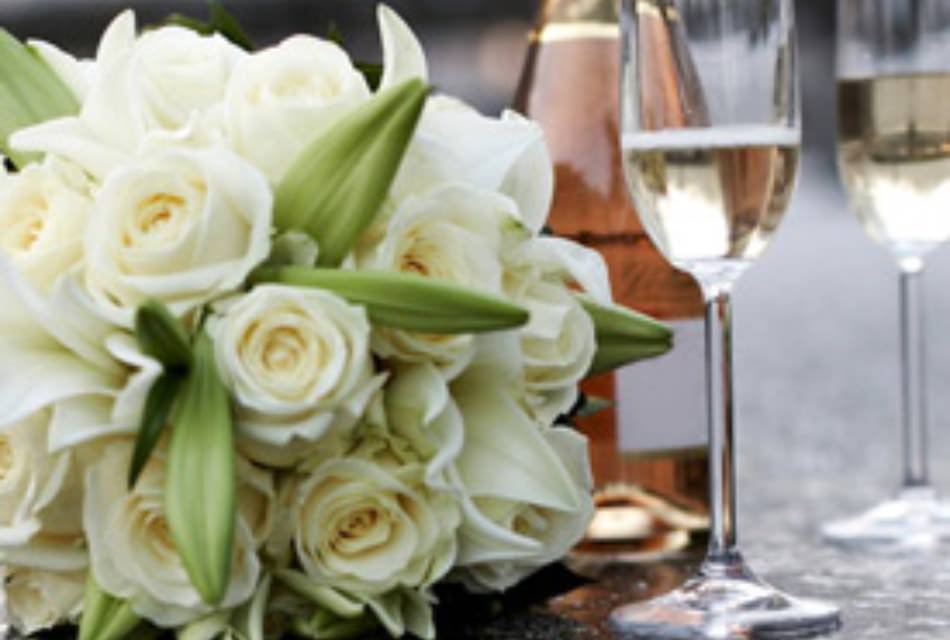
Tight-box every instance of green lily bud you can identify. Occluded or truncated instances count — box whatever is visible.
[274,569,365,619]
[231,574,272,640]
[578,294,673,377]
[291,611,380,640]
[78,573,141,640]
[252,267,530,334]
[0,30,79,168]
[165,332,236,605]
[274,78,428,267]
[177,611,232,640]
[134,299,193,371]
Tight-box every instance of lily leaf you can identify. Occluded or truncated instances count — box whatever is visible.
[127,372,182,490]
[0,30,80,168]
[78,573,141,640]
[165,1,254,51]
[252,266,530,334]
[165,332,236,605]
[578,295,673,377]
[133,299,192,371]
[274,78,428,267]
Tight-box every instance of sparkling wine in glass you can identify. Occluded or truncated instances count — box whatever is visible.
[823,0,950,552]
[610,0,842,637]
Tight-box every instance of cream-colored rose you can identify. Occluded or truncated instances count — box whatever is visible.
[0,161,90,292]
[83,440,260,627]
[12,12,245,180]
[225,35,370,182]
[0,410,87,572]
[211,286,381,467]
[131,25,244,132]
[292,449,459,597]
[5,567,84,635]
[384,363,463,491]
[518,280,595,423]
[363,184,522,378]
[449,367,594,592]
[503,236,610,421]
[83,146,272,327]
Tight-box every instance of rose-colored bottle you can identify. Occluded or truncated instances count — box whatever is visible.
[514,0,710,561]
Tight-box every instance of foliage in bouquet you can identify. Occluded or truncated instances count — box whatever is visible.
[0,4,671,639]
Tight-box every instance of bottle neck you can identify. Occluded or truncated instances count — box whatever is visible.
[532,0,619,42]
[535,0,618,27]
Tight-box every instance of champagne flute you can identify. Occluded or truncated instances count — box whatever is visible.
[823,0,950,552]
[611,0,842,637]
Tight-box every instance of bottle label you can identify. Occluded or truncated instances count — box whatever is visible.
[535,21,618,43]
[616,318,707,454]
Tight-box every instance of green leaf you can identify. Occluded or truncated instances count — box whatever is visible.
[78,573,141,640]
[165,1,254,51]
[134,299,193,371]
[127,373,182,490]
[274,78,428,267]
[165,332,236,605]
[575,394,614,418]
[326,21,346,47]
[251,267,530,334]
[208,2,254,50]
[578,294,673,377]
[0,30,80,168]
[355,61,384,91]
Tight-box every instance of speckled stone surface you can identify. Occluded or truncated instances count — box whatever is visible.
[449,158,950,639]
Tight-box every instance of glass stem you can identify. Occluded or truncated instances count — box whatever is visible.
[899,263,929,490]
[704,285,739,562]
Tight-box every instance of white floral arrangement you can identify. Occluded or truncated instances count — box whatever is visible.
[0,4,671,639]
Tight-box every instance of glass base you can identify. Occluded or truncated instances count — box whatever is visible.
[822,487,950,553]
[609,553,841,639]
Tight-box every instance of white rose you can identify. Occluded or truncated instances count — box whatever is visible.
[517,279,596,423]
[83,440,260,627]
[225,35,370,182]
[131,25,244,132]
[384,362,463,490]
[211,285,381,467]
[0,160,90,292]
[5,567,84,635]
[363,184,522,378]
[293,452,459,597]
[12,12,245,180]
[505,241,603,423]
[84,146,272,327]
[0,410,87,572]
[449,367,594,592]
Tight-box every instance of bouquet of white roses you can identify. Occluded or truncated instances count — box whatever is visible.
[0,4,671,639]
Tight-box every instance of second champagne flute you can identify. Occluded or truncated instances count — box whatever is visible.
[823,0,950,552]
[610,0,841,637]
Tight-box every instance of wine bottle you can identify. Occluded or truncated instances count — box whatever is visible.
[514,0,710,561]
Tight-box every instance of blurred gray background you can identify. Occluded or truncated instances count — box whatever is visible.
[0,0,837,164]
[4,2,950,636]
